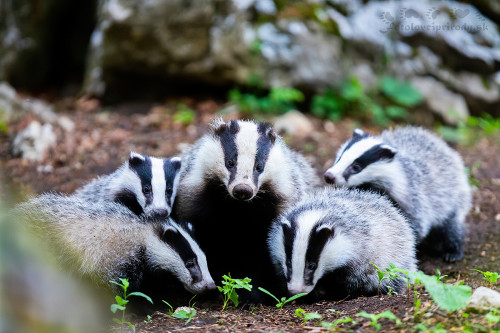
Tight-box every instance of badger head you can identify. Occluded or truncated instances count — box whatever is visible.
[113,152,182,219]
[201,118,281,201]
[268,208,353,296]
[324,129,397,187]
[150,221,216,294]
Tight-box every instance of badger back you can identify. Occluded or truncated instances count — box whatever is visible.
[15,194,215,294]
[76,152,182,220]
[268,188,417,298]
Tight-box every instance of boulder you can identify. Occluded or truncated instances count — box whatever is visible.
[12,121,57,161]
[466,286,500,313]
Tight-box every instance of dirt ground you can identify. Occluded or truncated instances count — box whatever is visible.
[1,97,499,332]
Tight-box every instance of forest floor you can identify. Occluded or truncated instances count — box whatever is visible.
[1,97,499,332]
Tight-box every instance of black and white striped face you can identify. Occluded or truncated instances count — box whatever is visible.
[324,129,396,187]
[202,119,279,201]
[268,209,353,295]
[113,152,181,219]
[152,221,216,294]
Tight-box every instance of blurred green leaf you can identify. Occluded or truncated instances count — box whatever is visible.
[380,76,423,107]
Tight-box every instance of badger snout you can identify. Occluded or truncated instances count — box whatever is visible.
[148,209,170,221]
[324,171,336,184]
[232,184,254,200]
[188,280,217,294]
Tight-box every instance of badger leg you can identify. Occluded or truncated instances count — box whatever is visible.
[436,212,465,262]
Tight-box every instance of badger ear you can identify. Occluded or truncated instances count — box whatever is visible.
[352,128,369,140]
[170,156,182,171]
[267,127,276,144]
[129,152,145,166]
[378,144,397,160]
[209,117,227,136]
[259,122,276,144]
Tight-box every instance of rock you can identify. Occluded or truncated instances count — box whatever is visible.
[12,121,57,161]
[410,76,469,125]
[273,110,314,139]
[174,306,195,315]
[466,286,500,313]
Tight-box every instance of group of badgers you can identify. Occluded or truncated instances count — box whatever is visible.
[16,118,472,304]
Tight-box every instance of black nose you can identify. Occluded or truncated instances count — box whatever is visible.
[205,282,217,291]
[324,171,336,184]
[232,184,253,200]
[149,209,170,221]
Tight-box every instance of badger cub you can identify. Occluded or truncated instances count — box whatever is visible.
[16,194,215,297]
[75,152,181,219]
[324,127,472,262]
[173,118,320,303]
[268,188,417,300]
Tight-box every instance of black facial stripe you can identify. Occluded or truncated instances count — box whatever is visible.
[216,120,240,184]
[129,156,153,205]
[343,144,395,181]
[161,227,202,283]
[282,222,295,281]
[336,135,368,163]
[164,158,180,207]
[304,224,333,285]
[254,122,275,185]
[114,189,144,216]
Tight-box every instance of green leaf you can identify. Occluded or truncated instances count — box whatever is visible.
[112,318,122,325]
[110,304,126,313]
[124,321,135,332]
[377,310,401,325]
[284,292,308,304]
[128,291,153,304]
[304,312,322,322]
[115,296,128,306]
[340,77,363,101]
[295,308,305,318]
[229,289,239,308]
[120,278,130,289]
[380,76,423,107]
[109,280,124,288]
[258,287,279,303]
[409,271,471,312]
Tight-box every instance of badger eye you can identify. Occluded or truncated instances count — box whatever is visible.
[255,162,264,173]
[350,163,362,174]
[143,185,152,194]
[185,258,197,269]
[227,159,235,169]
[306,262,317,271]
[166,187,173,195]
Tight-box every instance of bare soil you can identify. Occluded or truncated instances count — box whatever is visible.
[1,97,499,332]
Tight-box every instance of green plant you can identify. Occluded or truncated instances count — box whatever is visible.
[110,278,153,332]
[466,161,481,187]
[144,315,152,324]
[258,287,308,309]
[473,269,499,285]
[409,270,471,312]
[295,308,322,324]
[371,262,408,295]
[438,114,500,145]
[229,86,304,115]
[162,295,197,324]
[486,308,500,330]
[356,310,401,331]
[319,317,355,331]
[173,104,196,125]
[379,76,423,107]
[217,273,252,310]
[414,322,447,333]
[0,108,8,134]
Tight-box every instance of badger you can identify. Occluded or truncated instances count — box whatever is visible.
[172,118,320,303]
[75,152,181,219]
[268,187,417,300]
[15,194,216,297]
[323,127,472,262]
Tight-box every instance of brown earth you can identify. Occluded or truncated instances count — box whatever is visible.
[1,97,499,332]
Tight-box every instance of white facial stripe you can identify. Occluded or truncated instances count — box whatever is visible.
[149,157,167,210]
[261,145,294,199]
[231,122,259,190]
[328,138,383,184]
[288,209,328,294]
[111,167,144,206]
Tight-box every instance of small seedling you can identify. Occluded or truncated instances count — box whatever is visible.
[144,315,152,324]
[371,263,408,295]
[319,317,355,331]
[258,287,308,309]
[162,295,197,324]
[110,278,153,332]
[217,273,252,310]
[486,308,499,329]
[414,322,447,333]
[295,308,322,324]
[473,269,499,285]
[356,310,401,331]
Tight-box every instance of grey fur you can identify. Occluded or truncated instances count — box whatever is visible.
[15,194,215,294]
[268,187,417,299]
[325,126,472,262]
